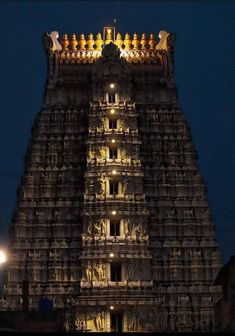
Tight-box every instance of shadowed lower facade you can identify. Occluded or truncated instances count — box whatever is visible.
[1,29,222,332]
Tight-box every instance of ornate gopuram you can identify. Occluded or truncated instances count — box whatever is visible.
[2,29,222,332]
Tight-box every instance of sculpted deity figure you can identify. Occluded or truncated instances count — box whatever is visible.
[94,222,101,237]
[100,220,106,237]
[86,264,92,282]
[128,311,140,332]
[18,211,26,223]
[122,179,128,195]
[87,222,93,236]
[94,312,105,331]
[94,179,103,194]
[94,264,102,281]
[101,264,106,280]
[124,220,129,235]
[100,175,106,194]
[75,318,85,331]
[94,263,105,281]
[127,264,134,280]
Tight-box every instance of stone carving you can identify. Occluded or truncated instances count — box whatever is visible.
[169,313,176,331]
[127,310,140,332]
[131,221,147,238]
[124,220,129,235]
[94,221,106,238]
[138,311,155,331]
[75,318,86,331]
[160,310,168,331]
[4,27,222,333]
[42,31,62,52]
[127,260,141,280]
[176,312,194,331]
[85,264,92,282]
[94,311,105,331]
[155,31,169,50]
[87,222,92,236]
[94,179,102,194]
[102,42,120,59]
[94,263,106,281]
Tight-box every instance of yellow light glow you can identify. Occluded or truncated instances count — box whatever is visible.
[110,83,115,89]
[0,250,7,264]
[107,29,112,34]
[110,306,114,310]
[111,210,116,215]
[109,253,114,258]
[111,139,116,143]
[112,170,117,175]
[110,109,115,114]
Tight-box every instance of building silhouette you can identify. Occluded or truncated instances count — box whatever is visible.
[2,28,222,332]
[214,256,235,332]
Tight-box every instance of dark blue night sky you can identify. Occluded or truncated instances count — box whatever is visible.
[0,1,234,263]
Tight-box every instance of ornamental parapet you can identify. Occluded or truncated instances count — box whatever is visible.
[80,280,153,290]
[71,296,159,306]
[82,235,149,245]
[87,133,140,142]
[90,100,135,109]
[59,49,163,64]
[80,248,151,259]
[82,205,149,217]
[84,166,144,176]
[58,31,169,63]
[43,30,175,65]
[93,194,146,202]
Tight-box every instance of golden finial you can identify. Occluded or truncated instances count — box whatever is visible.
[140,33,147,50]
[95,33,103,51]
[70,33,78,51]
[87,33,95,51]
[105,28,112,45]
[124,33,132,50]
[78,33,86,50]
[61,34,69,50]
[132,33,139,50]
[115,32,123,49]
[149,33,156,50]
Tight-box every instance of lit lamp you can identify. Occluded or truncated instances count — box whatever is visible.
[111,139,116,143]
[0,249,7,302]
[112,170,117,175]
[0,250,7,264]
[110,109,115,114]
[109,253,114,258]
[110,83,115,89]
[110,306,114,310]
[111,210,116,215]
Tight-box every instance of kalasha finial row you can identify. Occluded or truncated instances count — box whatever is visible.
[60,32,159,51]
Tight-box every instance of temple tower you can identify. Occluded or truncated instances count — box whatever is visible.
[2,28,222,332]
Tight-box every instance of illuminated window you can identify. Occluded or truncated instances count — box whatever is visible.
[109,119,117,129]
[110,219,120,236]
[109,180,119,195]
[111,263,122,281]
[109,148,117,159]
